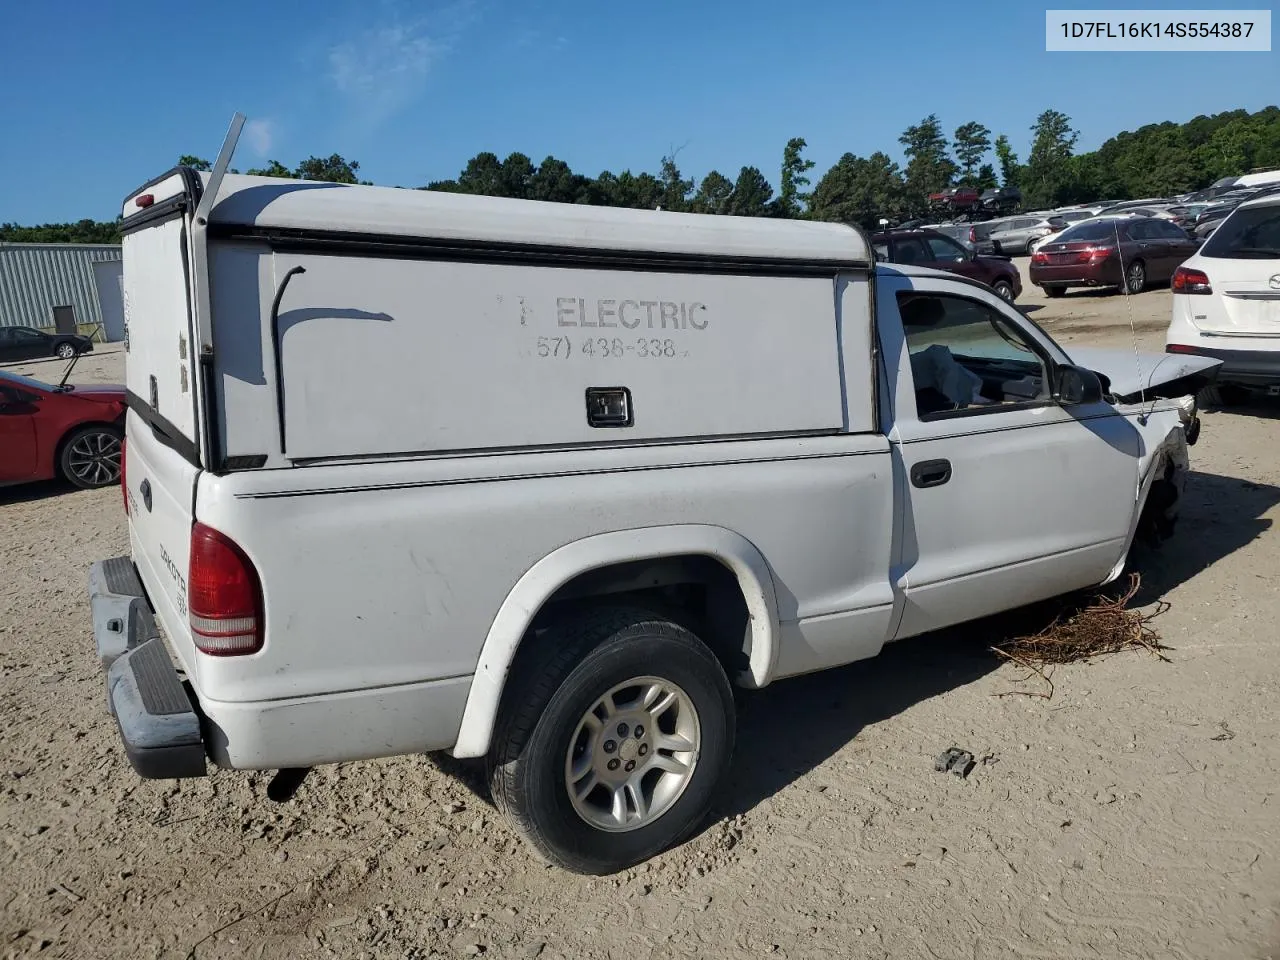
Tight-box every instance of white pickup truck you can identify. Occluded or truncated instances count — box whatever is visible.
[91,149,1220,875]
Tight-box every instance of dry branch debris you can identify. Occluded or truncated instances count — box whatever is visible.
[992,573,1170,699]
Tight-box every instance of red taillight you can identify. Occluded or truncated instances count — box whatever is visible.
[135,193,154,209]
[1172,266,1212,295]
[189,522,263,656]
[1166,344,1200,354]
[121,438,128,515]
[1076,246,1115,263]
[1031,252,1049,265]
[968,227,977,243]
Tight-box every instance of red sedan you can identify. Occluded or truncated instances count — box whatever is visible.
[0,371,126,489]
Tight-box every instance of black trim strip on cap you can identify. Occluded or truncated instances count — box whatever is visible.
[242,443,883,499]
[119,197,188,237]
[208,224,870,277]
[125,390,201,467]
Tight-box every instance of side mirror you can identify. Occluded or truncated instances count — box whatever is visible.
[1055,364,1104,405]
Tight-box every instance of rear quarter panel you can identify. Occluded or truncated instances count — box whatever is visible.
[191,434,896,705]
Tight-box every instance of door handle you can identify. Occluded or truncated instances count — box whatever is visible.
[911,459,952,488]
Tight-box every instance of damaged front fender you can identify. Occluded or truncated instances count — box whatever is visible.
[1099,399,1194,585]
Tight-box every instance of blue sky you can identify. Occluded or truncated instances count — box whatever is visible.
[1,0,1276,223]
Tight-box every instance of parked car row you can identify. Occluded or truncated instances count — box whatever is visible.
[1189,184,1280,239]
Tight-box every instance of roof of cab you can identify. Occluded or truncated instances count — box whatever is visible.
[197,172,871,268]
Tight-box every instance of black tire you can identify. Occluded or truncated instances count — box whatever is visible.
[1120,259,1146,294]
[58,424,123,489]
[1044,286,1066,299]
[992,280,1014,302]
[55,341,76,360]
[1198,383,1249,409]
[488,608,735,875]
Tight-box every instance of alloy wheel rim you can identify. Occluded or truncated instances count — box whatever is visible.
[67,432,121,486]
[564,676,701,833]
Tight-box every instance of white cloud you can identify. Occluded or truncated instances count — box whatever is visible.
[244,118,276,155]
[327,3,473,125]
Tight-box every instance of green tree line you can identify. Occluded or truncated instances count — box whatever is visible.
[5,106,1277,244]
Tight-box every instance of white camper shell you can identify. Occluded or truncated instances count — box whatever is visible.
[122,171,875,466]
[93,161,1220,875]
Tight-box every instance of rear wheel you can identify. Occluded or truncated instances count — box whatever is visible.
[488,608,735,875]
[1121,259,1146,294]
[59,424,122,489]
[1198,383,1249,409]
[55,341,76,360]
[992,280,1014,302]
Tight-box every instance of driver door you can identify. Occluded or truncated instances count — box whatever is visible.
[0,386,40,483]
[877,272,1143,640]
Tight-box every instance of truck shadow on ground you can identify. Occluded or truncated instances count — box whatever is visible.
[1129,468,1280,604]
[717,604,1053,821]
[717,469,1280,820]
[430,470,1280,832]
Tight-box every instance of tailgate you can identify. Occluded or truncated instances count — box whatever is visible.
[126,408,200,675]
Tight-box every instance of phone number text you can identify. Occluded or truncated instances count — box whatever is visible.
[535,336,683,359]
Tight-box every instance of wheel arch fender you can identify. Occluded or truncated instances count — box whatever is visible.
[1101,412,1190,585]
[450,524,781,759]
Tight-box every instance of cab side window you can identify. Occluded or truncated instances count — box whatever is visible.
[898,292,1050,419]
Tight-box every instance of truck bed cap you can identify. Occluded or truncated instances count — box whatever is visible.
[197,173,871,268]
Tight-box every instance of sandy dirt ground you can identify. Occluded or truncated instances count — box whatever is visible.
[3,268,1279,960]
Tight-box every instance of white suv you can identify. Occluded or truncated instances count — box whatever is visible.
[1166,192,1280,404]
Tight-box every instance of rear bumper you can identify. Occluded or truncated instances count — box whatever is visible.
[90,558,206,779]
[1030,261,1122,287]
[90,556,472,775]
[1166,344,1280,387]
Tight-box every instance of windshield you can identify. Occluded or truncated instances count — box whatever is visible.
[1200,204,1280,258]
[1054,220,1127,243]
[0,371,52,393]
